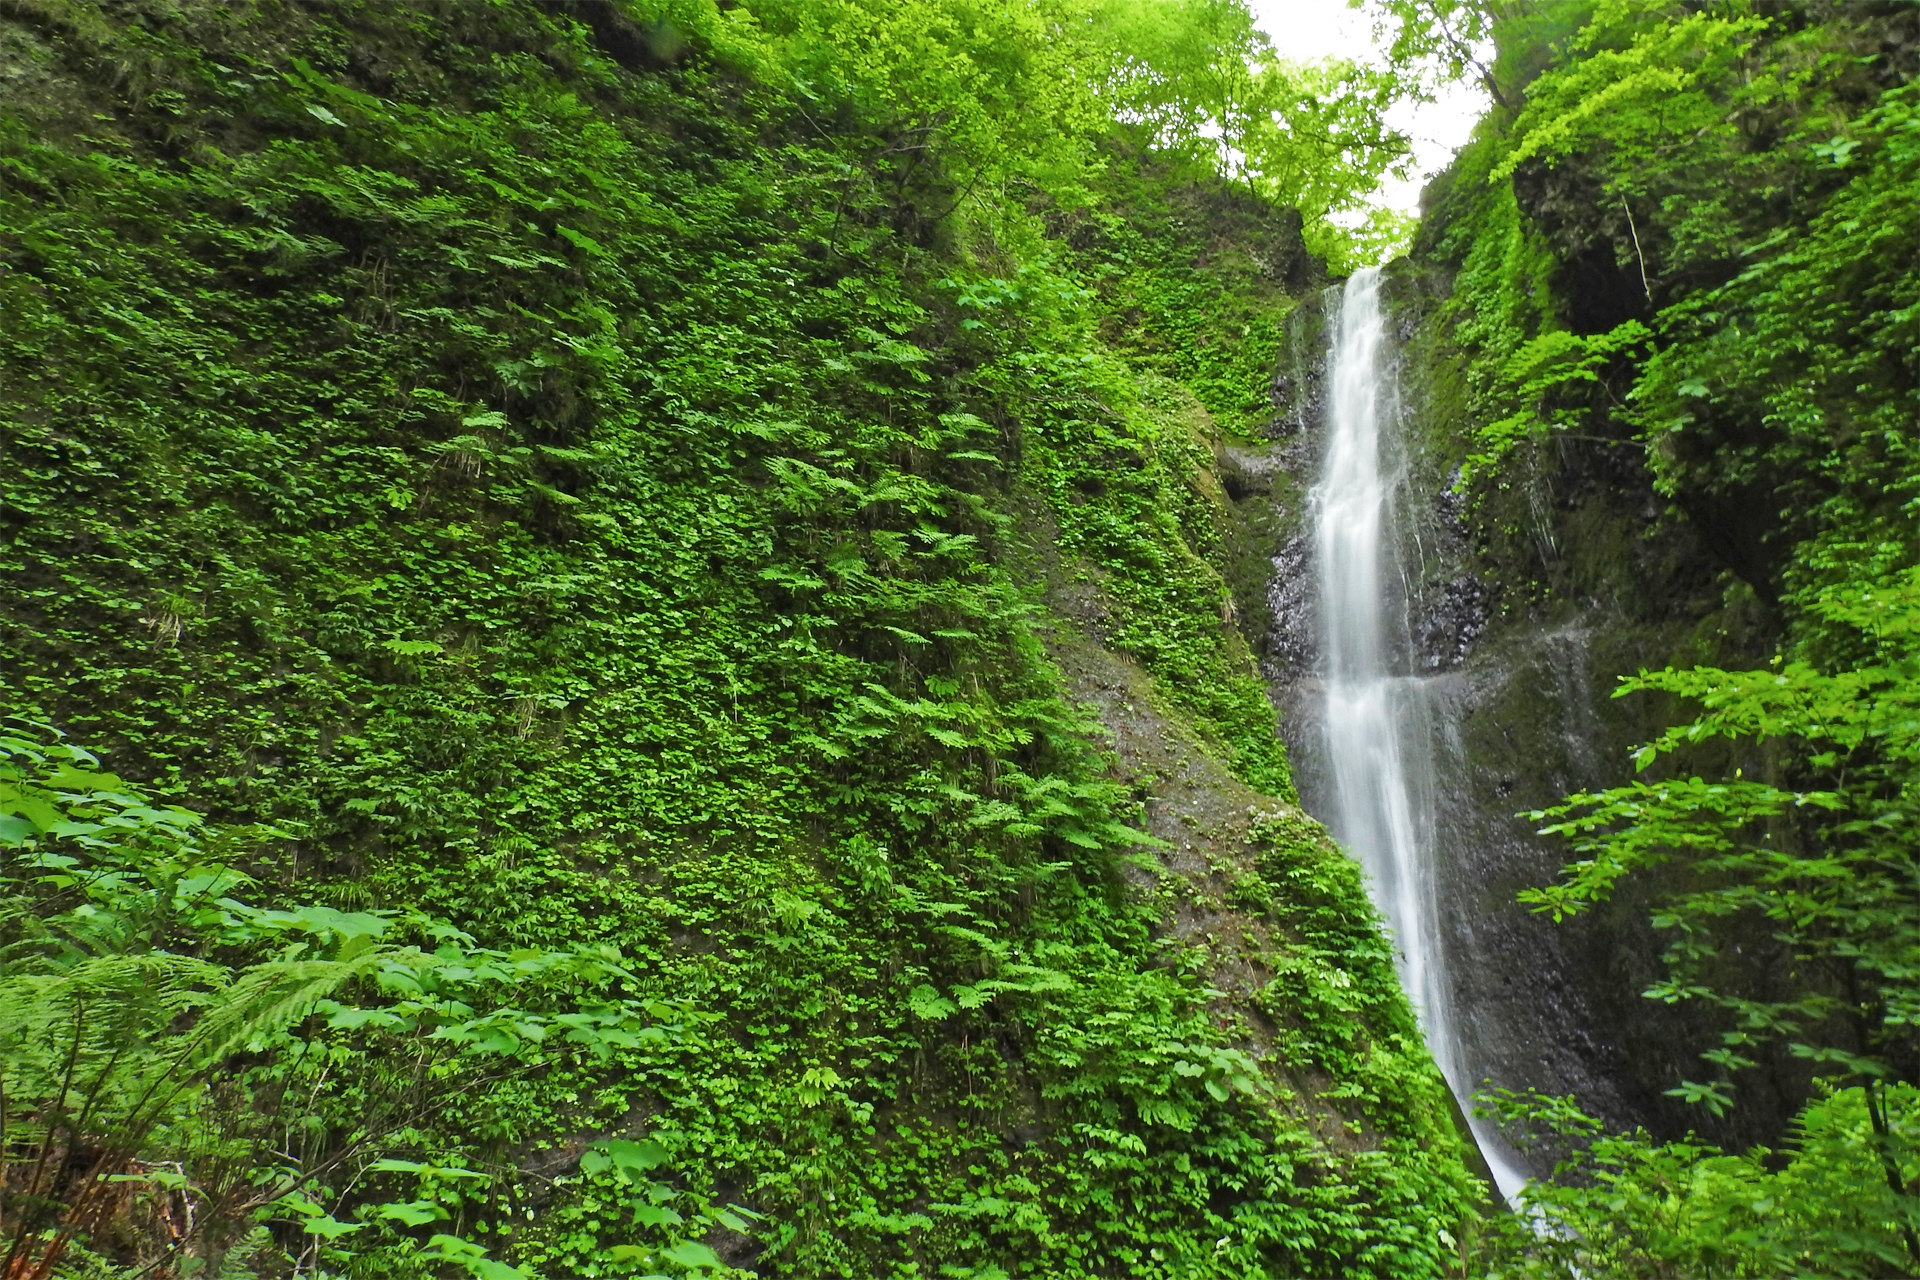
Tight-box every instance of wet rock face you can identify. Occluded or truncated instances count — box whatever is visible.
[1267,366,1322,439]
[1408,476,1492,671]
[1264,292,1328,441]
[1264,535,1316,679]
[1231,292,1330,685]
[1414,574,1490,670]
[1218,443,1310,667]
[1252,264,1798,1168]
[1378,266,1805,1153]
[1256,282,1492,681]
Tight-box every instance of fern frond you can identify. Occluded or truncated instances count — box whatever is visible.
[180,951,391,1069]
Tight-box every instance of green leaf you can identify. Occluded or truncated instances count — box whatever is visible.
[584,1138,670,1181]
[375,1200,448,1226]
[663,1240,723,1269]
[907,983,957,1020]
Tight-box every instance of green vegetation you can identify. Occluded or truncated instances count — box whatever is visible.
[1411,0,1920,1273]
[10,0,1914,1273]
[0,1,1477,1277]
[1,723,733,1279]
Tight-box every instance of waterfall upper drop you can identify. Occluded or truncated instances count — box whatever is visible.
[1309,267,1532,1205]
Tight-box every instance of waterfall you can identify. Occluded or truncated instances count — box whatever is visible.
[1310,267,1533,1205]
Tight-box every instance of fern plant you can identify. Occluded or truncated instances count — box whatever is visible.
[0,722,408,1276]
[0,722,738,1279]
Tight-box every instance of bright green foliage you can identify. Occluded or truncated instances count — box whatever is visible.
[944,254,1298,795]
[1370,0,1522,108]
[1461,317,1649,481]
[0,1,1477,1276]
[1057,154,1308,435]
[1418,142,1561,491]
[1626,79,1920,609]
[1089,0,1413,267]
[1475,1084,1920,1280]
[623,0,1411,267]
[1232,57,1412,268]
[0,722,729,1280]
[718,0,1121,195]
[1107,0,1412,265]
[1487,4,1768,184]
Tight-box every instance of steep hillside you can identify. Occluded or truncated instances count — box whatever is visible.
[0,2,1478,1277]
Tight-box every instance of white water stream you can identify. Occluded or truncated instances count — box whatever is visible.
[1310,267,1533,1205]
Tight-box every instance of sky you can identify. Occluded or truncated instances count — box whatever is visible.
[1242,0,1490,216]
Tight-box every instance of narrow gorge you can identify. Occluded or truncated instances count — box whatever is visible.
[2,1,1916,1277]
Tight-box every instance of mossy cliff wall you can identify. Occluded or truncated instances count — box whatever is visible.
[0,1,1479,1275]
[1242,264,1790,1172]
[1247,1,1920,1163]
[1242,186,1825,1167]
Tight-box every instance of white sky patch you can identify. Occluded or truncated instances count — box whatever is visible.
[1244,0,1489,217]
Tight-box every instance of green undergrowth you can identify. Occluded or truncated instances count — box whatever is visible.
[1060,144,1313,440]
[0,1,1474,1276]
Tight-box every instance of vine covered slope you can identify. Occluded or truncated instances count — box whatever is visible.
[0,2,1477,1277]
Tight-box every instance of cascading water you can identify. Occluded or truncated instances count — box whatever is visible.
[1309,266,1533,1204]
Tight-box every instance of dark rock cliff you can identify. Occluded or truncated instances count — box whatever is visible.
[1224,261,1802,1161]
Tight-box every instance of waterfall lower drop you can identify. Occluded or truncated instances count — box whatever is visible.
[1310,266,1533,1205]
